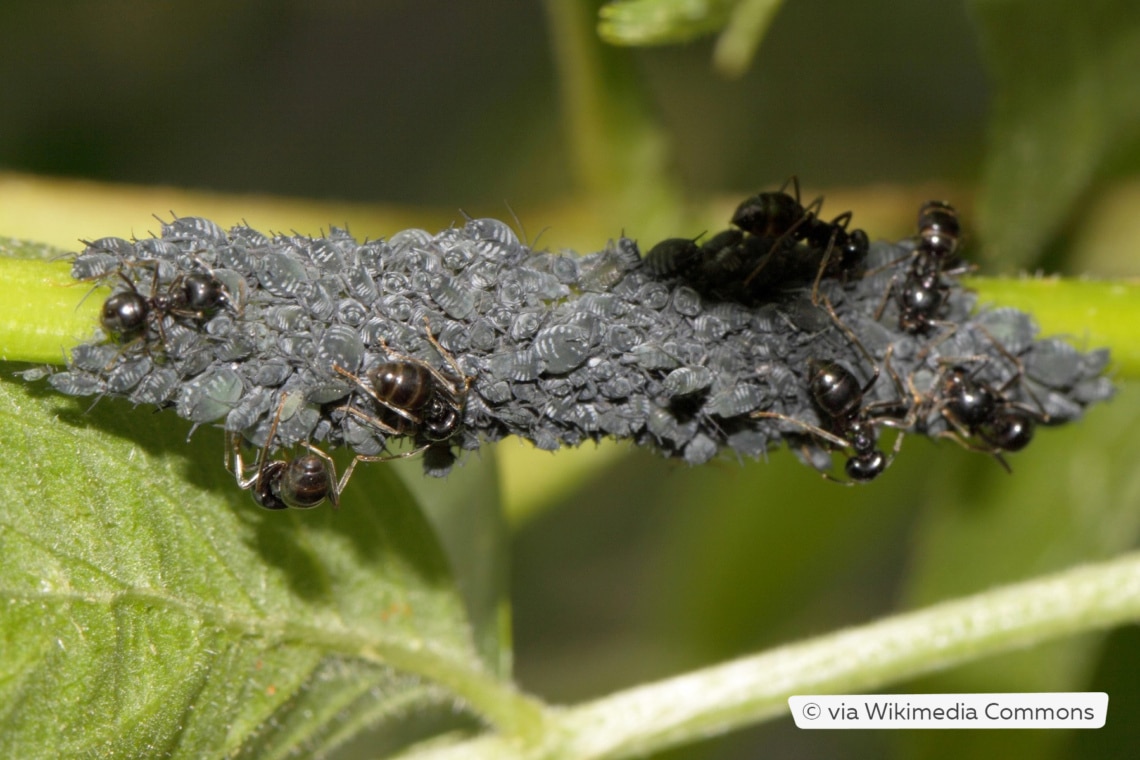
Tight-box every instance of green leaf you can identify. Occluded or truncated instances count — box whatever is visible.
[0,375,540,757]
[598,0,737,45]
[596,0,785,77]
[972,0,1140,267]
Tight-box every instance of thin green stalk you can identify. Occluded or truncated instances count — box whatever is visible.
[400,552,1140,760]
[542,0,681,236]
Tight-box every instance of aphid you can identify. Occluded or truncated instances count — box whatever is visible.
[48,371,105,397]
[128,367,181,406]
[223,387,276,434]
[684,433,719,465]
[387,228,434,254]
[643,237,702,279]
[628,342,680,370]
[176,367,244,423]
[429,274,476,320]
[550,254,581,284]
[228,224,271,249]
[663,366,714,397]
[162,216,228,247]
[307,238,346,272]
[533,324,592,374]
[255,252,311,298]
[316,324,366,375]
[106,356,153,393]
[465,217,521,260]
[671,285,703,317]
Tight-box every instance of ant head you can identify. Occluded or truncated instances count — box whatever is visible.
[101,291,149,338]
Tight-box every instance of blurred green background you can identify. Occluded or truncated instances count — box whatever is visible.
[3,2,1140,759]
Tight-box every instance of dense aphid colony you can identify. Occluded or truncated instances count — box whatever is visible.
[39,186,1113,508]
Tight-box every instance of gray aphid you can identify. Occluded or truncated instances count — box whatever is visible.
[164,216,228,247]
[629,342,680,370]
[533,324,592,374]
[663,366,714,397]
[707,384,768,418]
[176,367,244,423]
[316,324,365,374]
[106,356,153,393]
[256,252,311,298]
[72,252,126,281]
[429,274,476,320]
[488,349,544,382]
[129,367,180,405]
[684,433,719,465]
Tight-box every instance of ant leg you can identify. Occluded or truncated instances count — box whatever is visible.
[810,227,840,306]
[778,175,802,203]
[829,210,853,231]
[332,363,421,428]
[751,410,851,449]
[419,316,473,394]
[972,325,1051,423]
[337,401,406,436]
[818,294,881,395]
[872,272,901,322]
[934,429,1013,474]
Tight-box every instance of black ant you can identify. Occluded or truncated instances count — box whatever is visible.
[752,298,911,482]
[916,356,1045,470]
[905,323,1049,470]
[733,177,869,299]
[228,394,364,510]
[333,323,469,447]
[100,261,229,343]
[875,201,966,334]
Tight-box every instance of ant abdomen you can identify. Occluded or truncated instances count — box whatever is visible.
[368,361,436,412]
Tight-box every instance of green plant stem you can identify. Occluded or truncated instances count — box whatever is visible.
[4,255,1137,378]
[542,0,681,237]
[401,551,1140,760]
[968,276,1140,376]
[0,257,102,364]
